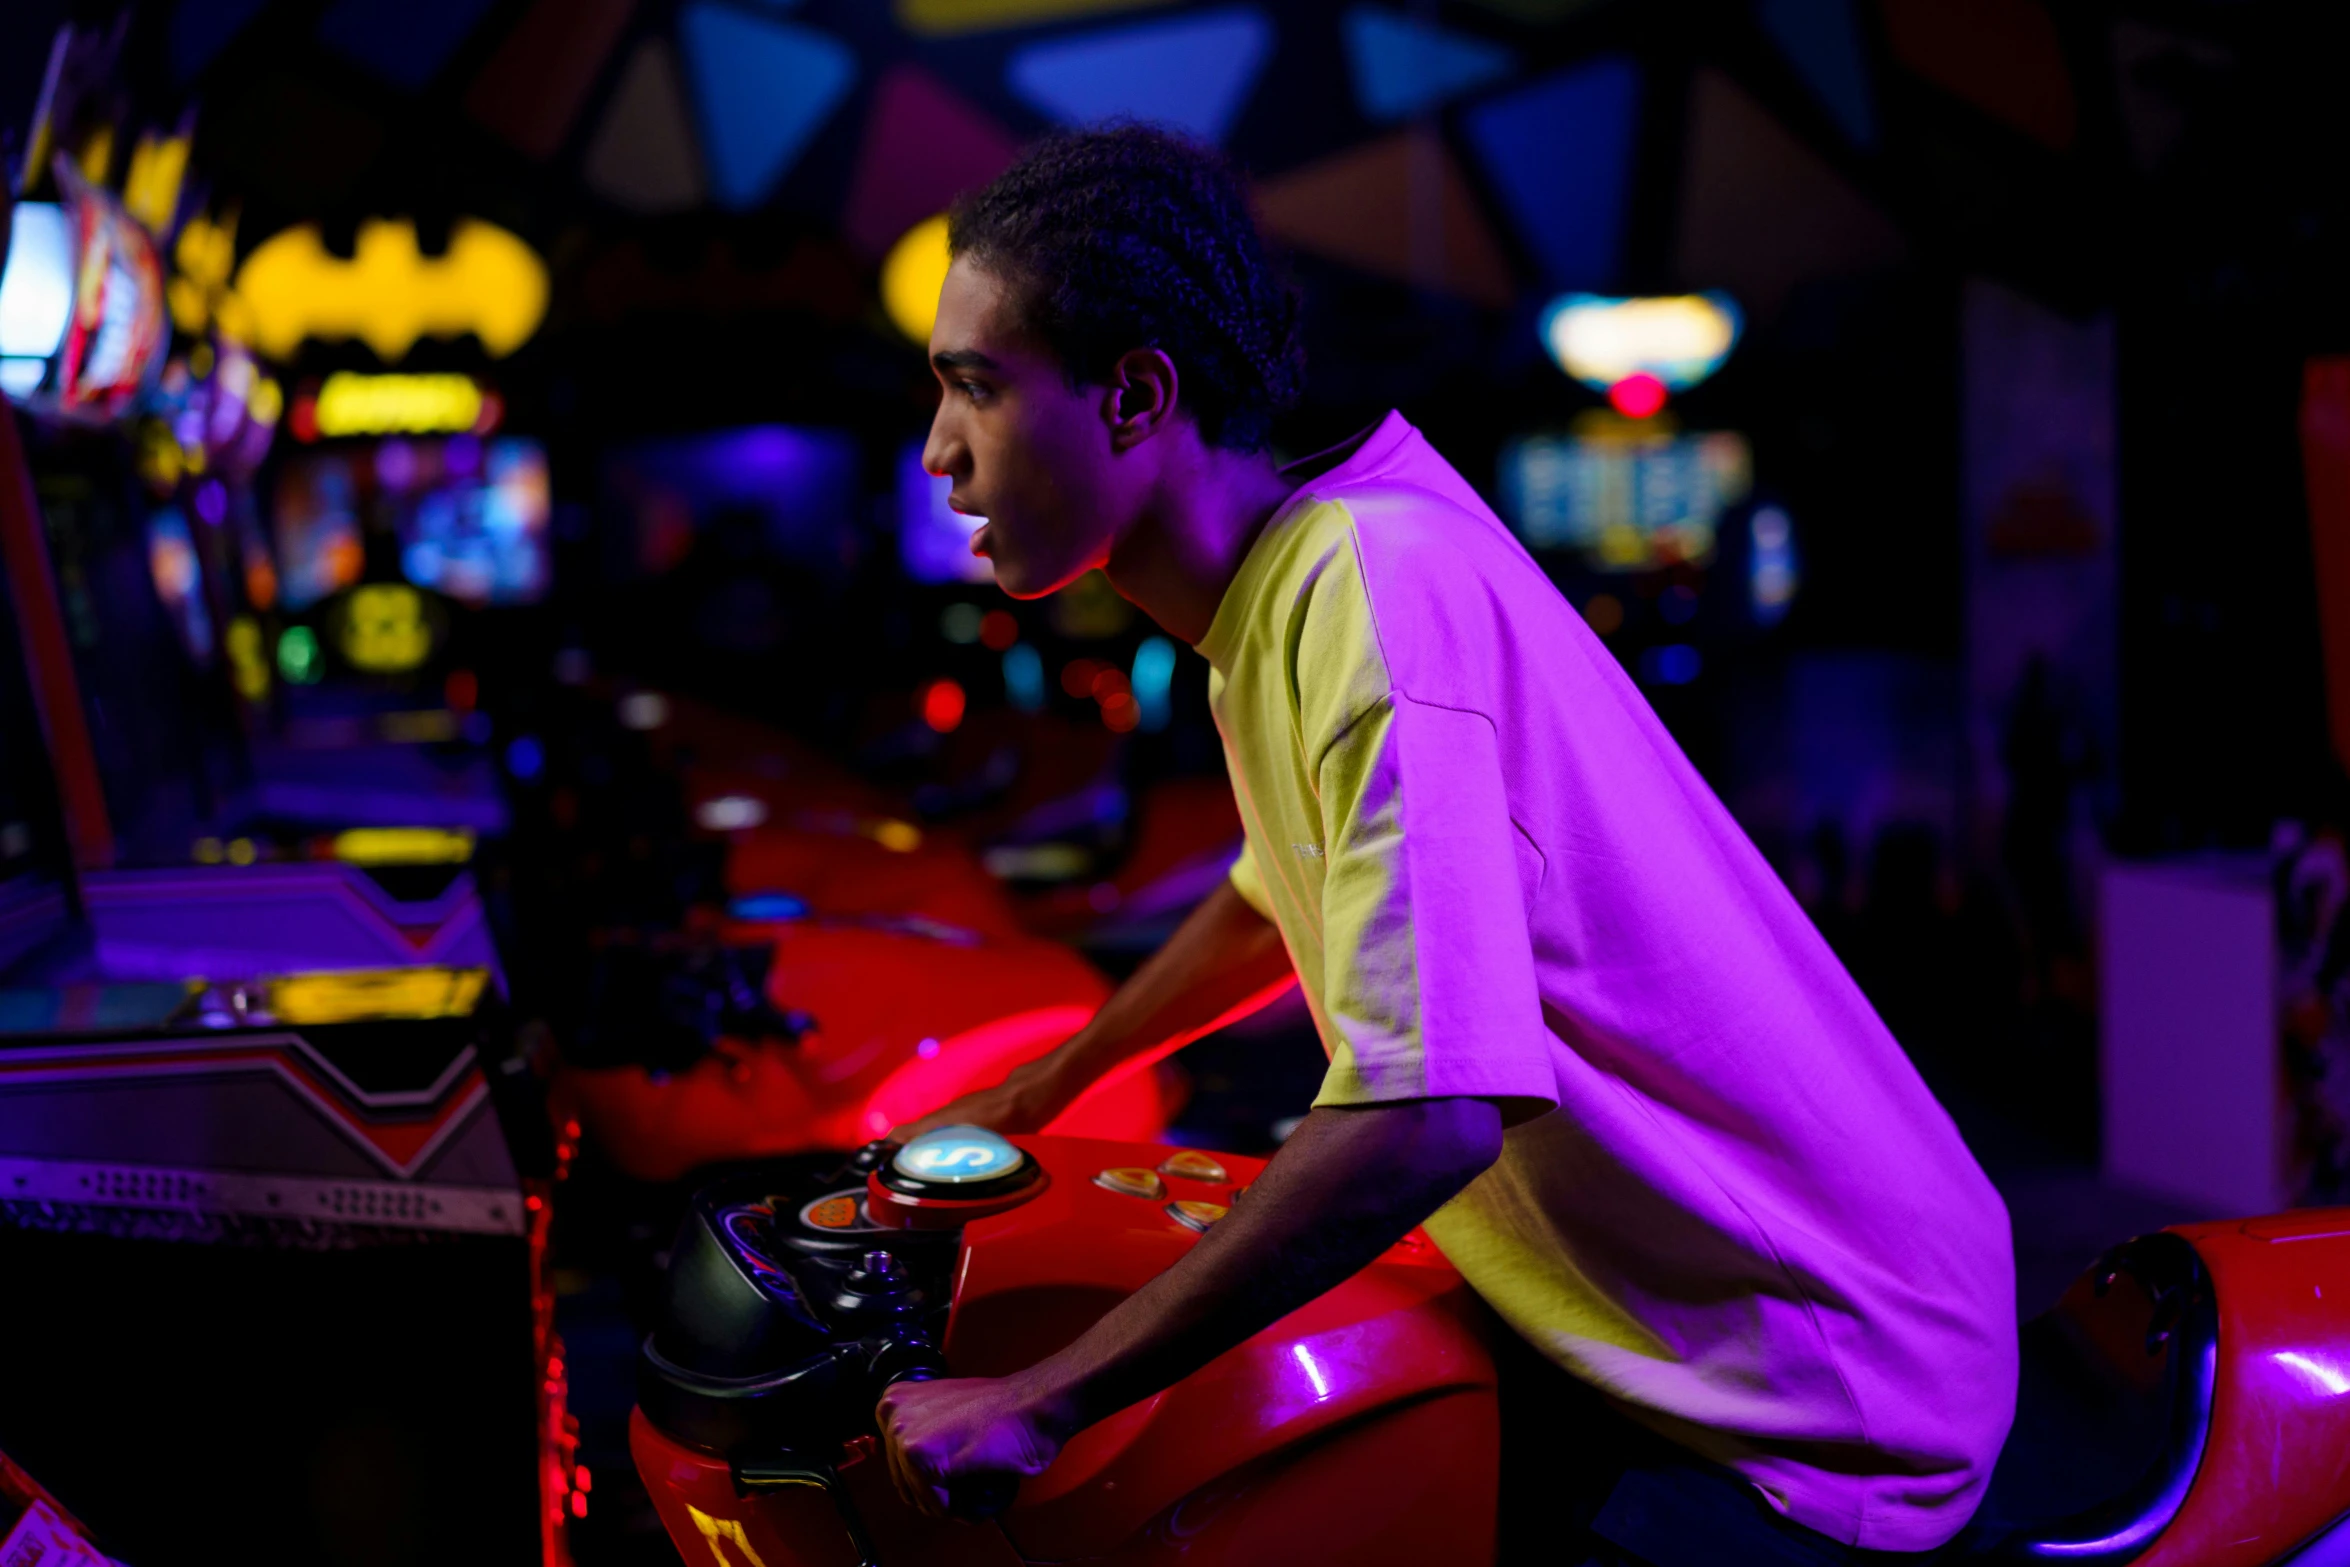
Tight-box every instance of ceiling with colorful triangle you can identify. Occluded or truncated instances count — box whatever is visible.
[2,0,2199,428]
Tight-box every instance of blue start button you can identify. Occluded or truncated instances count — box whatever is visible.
[892,1125,1027,1185]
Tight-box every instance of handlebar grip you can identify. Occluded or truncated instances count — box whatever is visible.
[871,1336,1023,1522]
[947,1472,1020,1522]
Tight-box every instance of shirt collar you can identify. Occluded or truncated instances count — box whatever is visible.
[1195,411,1417,670]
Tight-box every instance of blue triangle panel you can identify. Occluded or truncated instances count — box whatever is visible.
[1756,0,1876,145]
[1343,6,1515,124]
[678,4,858,210]
[1007,6,1274,145]
[171,0,270,82]
[1462,57,1638,290]
[317,0,499,89]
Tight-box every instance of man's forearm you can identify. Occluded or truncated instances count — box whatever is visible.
[1015,1097,1502,1433]
[1029,878,1294,1112]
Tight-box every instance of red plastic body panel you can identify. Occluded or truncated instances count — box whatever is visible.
[631,1413,1022,1567]
[2136,1209,2350,1567]
[945,1137,1495,1564]
[725,825,1023,940]
[1015,777,1244,939]
[553,926,1167,1182]
[633,1134,1498,1567]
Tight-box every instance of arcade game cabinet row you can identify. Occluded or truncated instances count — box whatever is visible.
[0,184,581,1561]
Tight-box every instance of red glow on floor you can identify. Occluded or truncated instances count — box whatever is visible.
[920,678,967,732]
[1607,373,1668,419]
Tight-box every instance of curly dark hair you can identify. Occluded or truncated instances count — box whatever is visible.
[947,124,1306,452]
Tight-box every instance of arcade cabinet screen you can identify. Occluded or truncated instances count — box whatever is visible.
[1499,425,1753,571]
[273,437,551,610]
[899,439,988,585]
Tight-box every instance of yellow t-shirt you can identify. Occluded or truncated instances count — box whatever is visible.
[1202,414,2016,1552]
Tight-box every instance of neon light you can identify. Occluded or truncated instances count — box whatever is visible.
[336,583,434,673]
[0,202,73,364]
[331,827,476,865]
[920,677,966,733]
[1003,644,1046,712]
[696,794,769,831]
[728,892,809,922]
[617,691,671,730]
[312,371,486,437]
[1606,370,1667,419]
[277,624,324,684]
[505,735,544,781]
[1750,505,1798,625]
[939,602,984,644]
[1540,293,1743,396]
[264,965,489,1024]
[1131,635,1176,731]
[234,217,549,362]
[882,213,950,345]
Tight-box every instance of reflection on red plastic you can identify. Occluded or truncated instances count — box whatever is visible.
[920,679,966,733]
[1607,372,1668,419]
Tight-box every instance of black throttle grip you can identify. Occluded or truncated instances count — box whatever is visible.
[946,1472,1020,1522]
[870,1336,1024,1522]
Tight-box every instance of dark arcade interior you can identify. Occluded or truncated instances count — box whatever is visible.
[2,0,2350,1563]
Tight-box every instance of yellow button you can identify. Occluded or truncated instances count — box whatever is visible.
[1167,1200,1228,1233]
[1157,1151,1228,1183]
[1093,1167,1166,1201]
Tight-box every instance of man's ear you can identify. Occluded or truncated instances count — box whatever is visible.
[1103,348,1179,451]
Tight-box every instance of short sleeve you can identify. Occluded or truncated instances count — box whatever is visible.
[1226,839,1275,921]
[1311,695,1556,1123]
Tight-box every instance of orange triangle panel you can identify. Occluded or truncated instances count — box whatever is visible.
[1881,0,2075,150]
[1673,69,1905,318]
[583,39,706,213]
[1257,131,1514,308]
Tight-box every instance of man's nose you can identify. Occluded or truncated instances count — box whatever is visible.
[921,410,960,479]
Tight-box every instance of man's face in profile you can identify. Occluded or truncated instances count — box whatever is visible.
[921,259,1131,599]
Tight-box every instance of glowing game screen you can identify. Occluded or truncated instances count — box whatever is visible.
[273,437,550,610]
[1499,422,1753,572]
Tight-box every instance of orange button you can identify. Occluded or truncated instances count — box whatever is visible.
[1167,1199,1228,1233]
[1094,1167,1167,1201]
[1157,1151,1228,1183]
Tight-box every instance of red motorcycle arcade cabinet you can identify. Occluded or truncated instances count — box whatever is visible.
[631,1129,2350,1567]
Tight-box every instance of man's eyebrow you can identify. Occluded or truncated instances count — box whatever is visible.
[931,349,998,373]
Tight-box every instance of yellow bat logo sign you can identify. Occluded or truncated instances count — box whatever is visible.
[234,218,548,362]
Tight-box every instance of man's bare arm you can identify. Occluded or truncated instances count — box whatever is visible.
[877,1095,1503,1514]
[896,877,1293,1137]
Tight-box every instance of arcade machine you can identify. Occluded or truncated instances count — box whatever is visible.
[633,1127,2350,1567]
[0,453,582,1565]
[0,303,501,977]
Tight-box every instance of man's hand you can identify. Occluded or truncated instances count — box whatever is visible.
[875,1372,1077,1519]
[891,1060,1067,1142]
[874,1098,1502,1523]
[892,880,1292,1143]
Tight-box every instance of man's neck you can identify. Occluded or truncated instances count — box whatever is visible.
[1104,443,1296,647]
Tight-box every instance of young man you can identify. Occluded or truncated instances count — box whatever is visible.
[879,125,2017,1561]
